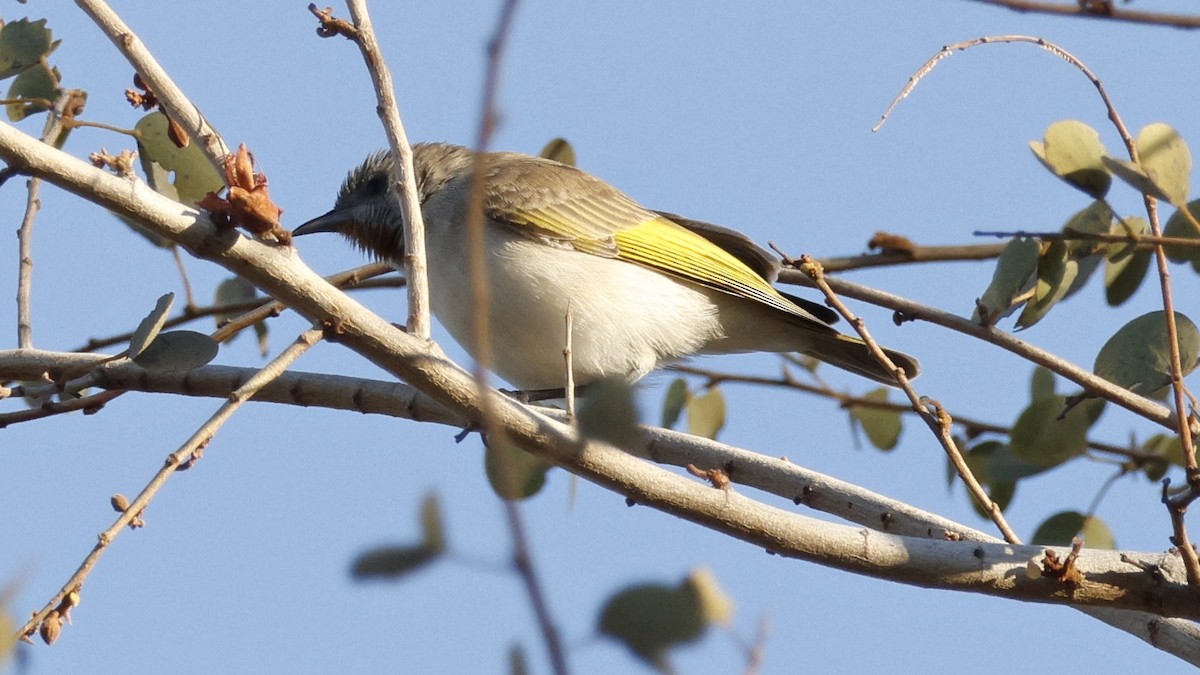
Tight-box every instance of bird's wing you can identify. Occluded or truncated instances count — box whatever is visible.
[482,154,832,326]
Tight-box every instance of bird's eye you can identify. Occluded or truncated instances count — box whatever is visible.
[364,174,389,197]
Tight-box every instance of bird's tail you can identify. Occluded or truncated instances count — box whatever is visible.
[800,331,920,386]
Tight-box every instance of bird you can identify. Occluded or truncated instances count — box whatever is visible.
[293,143,919,391]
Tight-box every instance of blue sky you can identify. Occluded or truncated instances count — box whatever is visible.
[3,1,1200,673]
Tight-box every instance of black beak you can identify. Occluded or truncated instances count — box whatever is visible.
[292,209,348,237]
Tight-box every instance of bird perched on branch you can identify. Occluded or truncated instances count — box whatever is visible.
[293,142,918,391]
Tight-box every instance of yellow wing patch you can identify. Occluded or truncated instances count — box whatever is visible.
[614,216,810,319]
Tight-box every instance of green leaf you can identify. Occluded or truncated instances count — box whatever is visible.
[1141,434,1186,481]
[0,18,59,79]
[1031,511,1116,549]
[986,442,1049,483]
[598,568,731,672]
[849,388,902,451]
[1136,123,1191,206]
[418,493,446,553]
[539,137,576,167]
[1016,240,1078,329]
[351,545,438,580]
[972,238,1039,324]
[6,61,59,121]
[131,330,219,372]
[686,387,726,440]
[1104,217,1150,307]
[214,277,258,325]
[485,437,552,500]
[1029,120,1110,199]
[253,321,270,358]
[1103,125,1192,207]
[351,492,446,580]
[962,442,1019,517]
[1062,200,1114,254]
[1030,366,1056,401]
[661,378,688,429]
[129,292,175,358]
[1094,311,1200,397]
[1010,395,1099,468]
[1163,200,1200,268]
[135,111,225,207]
[578,376,641,449]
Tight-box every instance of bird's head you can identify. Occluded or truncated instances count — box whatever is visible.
[293,143,474,262]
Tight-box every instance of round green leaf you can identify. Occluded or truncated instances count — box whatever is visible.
[598,569,728,671]
[1104,251,1150,308]
[578,376,641,449]
[1136,123,1191,206]
[686,387,726,440]
[1031,511,1116,549]
[661,378,688,429]
[1103,156,1172,203]
[6,61,59,121]
[849,388,902,451]
[1094,311,1200,396]
[485,437,552,501]
[131,330,219,372]
[214,277,258,325]
[1010,395,1094,468]
[972,238,1039,324]
[1163,199,1200,266]
[1029,120,1110,199]
[1030,366,1056,401]
[129,292,175,358]
[135,111,225,207]
[986,442,1048,483]
[0,18,58,79]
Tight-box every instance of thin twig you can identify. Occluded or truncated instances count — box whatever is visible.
[966,0,1200,29]
[0,389,122,428]
[340,1,431,340]
[874,35,1132,146]
[169,245,196,309]
[815,242,1008,273]
[15,93,74,348]
[797,255,1021,544]
[974,229,1200,250]
[77,263,398,352]
[18,328,324,643]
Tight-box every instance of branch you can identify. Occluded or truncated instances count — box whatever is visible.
[5,348,1199,662]
[333,1,432,340]
[966,0,1200,29]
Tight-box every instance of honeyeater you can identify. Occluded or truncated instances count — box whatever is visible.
[293,143,919,390]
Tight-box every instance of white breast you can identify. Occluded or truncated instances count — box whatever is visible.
[424,223,725,390]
